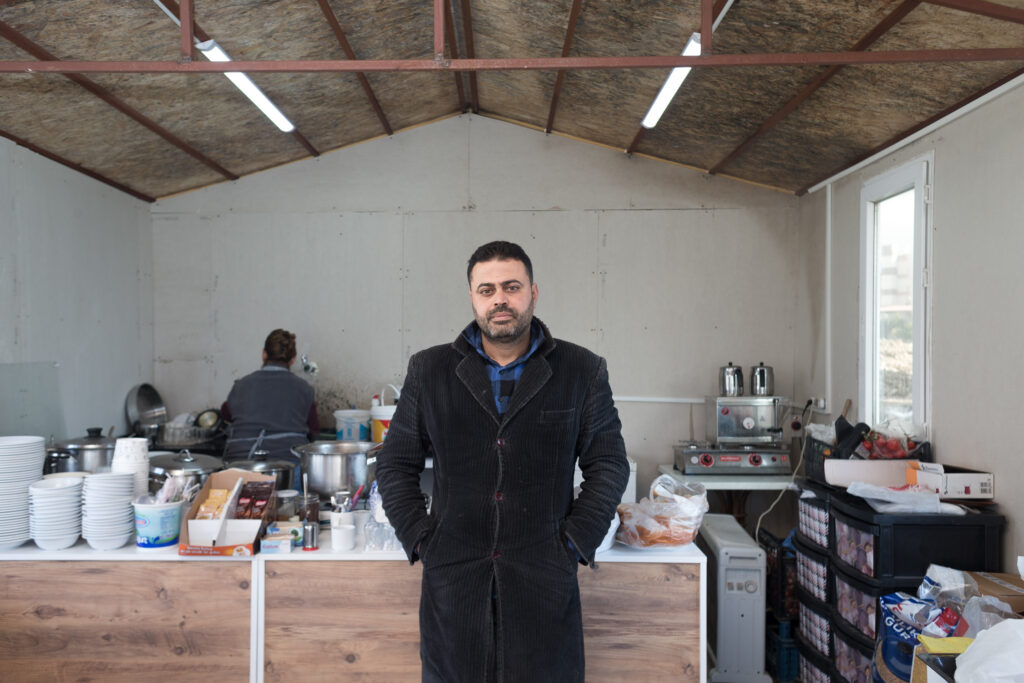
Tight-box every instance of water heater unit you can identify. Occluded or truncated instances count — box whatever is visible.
[697,513,771,683]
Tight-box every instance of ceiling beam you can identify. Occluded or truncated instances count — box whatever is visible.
[0,128,155,202]
[3,46,1023,73]
[710,0,922,175]
[701,0,713,55]
[924,0,1024,25]
[797,65,1024,195]
[545,0,584,134]
[314,0,393,136]
[434,0,445,62]
[0,19,238,180]
[179,0,193,62]
[444,0,467,111]
[459,0,479,112]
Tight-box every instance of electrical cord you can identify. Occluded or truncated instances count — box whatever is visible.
[754,399,812,545]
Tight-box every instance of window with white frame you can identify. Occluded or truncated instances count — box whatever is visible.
[859,155,931,438]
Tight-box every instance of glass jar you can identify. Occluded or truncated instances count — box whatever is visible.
[274,489,299,521]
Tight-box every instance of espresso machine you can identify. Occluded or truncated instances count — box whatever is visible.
[674,363,793,475]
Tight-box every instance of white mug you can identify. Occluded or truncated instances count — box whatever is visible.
[332,524,356,551]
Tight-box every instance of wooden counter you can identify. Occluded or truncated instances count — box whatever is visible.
[1,540,705,682]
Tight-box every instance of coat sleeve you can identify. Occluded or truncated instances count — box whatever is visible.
[561,356,629,568]
[375,352,433,564]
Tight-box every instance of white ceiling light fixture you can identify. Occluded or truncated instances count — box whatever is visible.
[641,32,701,129]
[150,0,295,133]
[196,39,296,133]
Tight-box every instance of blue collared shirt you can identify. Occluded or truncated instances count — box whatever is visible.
[462,321,544,416]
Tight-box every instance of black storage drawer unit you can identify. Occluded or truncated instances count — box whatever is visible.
[797,635,834,683]
[797,587,833,660]
[797,480,832,551]
[831,563,919,641]
[829,490,1003,583]
[794,534,831,604]
[833,621,875,683]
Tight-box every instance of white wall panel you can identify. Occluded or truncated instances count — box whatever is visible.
[0,138,152,439]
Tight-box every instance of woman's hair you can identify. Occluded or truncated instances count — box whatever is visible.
[263,329,297,363]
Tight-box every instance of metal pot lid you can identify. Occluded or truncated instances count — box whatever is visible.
[149,450,223,477]
[54,427,116,451]
[224,456,297,473]
[293,440,380,456]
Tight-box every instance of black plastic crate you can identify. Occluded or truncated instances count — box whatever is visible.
[797,633,835,683]
[833,620,876,683]
[794,533,832,604]
[829,489,1004,583]
[803,437,837,486]
[803,434,931,486]
[758,528,798,620]
[797,587,833,660]
[831,562,919,641]
[766,622,798,682]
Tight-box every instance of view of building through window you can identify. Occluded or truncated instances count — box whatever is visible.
[873,188,915,430]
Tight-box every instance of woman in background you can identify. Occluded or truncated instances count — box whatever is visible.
[221,329,319,482]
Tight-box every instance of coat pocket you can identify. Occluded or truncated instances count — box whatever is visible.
[539,408,575,423]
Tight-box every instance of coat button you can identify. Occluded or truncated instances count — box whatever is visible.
[496,438,505,447]
[494,491,503,501]
[492,550,501,558]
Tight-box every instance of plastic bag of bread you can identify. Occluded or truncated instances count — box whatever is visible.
[615,475,709,548]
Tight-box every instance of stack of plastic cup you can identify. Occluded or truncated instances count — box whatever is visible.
[111,437,150,500]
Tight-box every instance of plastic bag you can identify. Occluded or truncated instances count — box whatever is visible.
[615,474,708,548]
[846,482,965,515]
[954,619,1024,682]
[918,565,980,612]
[961,595,1019,638]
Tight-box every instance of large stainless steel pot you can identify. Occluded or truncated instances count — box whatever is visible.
[148,450,223,494]
[223,451,297,491]
[292,441,380,498]
[47,427,116,473]
[125,383,168,435]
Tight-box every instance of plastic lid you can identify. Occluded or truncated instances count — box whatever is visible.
[276,489,299,499]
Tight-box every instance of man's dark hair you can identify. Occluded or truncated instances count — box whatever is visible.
[466,241,534,284]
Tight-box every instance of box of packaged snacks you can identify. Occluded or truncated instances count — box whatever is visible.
[178,468,276,556]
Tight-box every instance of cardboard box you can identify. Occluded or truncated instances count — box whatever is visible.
[906,463,994,500]
[823,458,920,487]
[967,571,1024,612]
[178,468,276,557]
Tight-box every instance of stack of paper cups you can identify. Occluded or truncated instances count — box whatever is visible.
[111,437,150,499]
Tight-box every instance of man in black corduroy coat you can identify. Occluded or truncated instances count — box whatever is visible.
[377,241,629,683]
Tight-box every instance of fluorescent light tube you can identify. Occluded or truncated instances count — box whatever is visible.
[641,33,701,129]
[196,39,296,133]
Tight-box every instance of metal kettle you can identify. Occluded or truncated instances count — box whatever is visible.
[751,362,775,396]
[719,362,744,397]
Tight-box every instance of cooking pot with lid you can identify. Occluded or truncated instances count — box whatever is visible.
[148,449,223,494]
[223,450,297,491]
[46,427,116,474]
[292,440,381,498]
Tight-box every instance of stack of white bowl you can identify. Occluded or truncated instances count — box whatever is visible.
[82,472,136,550]
[29,477,83,550]
[111,437,150,500]
[0,435,46,551]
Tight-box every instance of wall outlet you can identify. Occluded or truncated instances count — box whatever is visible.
[812,397,827,411]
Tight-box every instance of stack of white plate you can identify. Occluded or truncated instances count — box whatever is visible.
[82,472,136,550]
[111,437,150,500]
[0,436,46,551]
[29,477,83,550]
